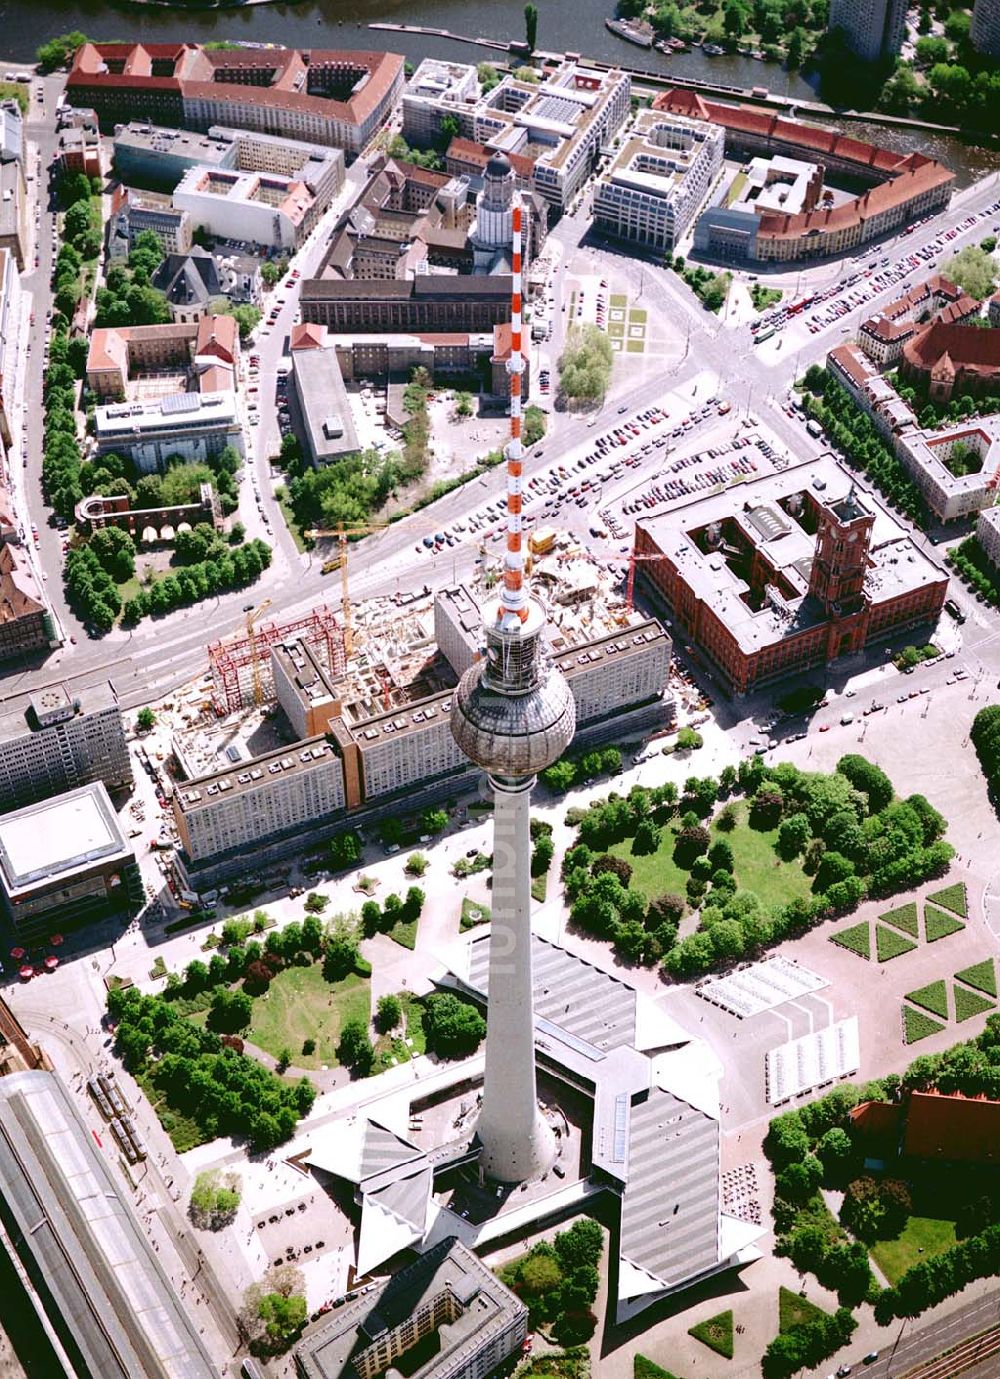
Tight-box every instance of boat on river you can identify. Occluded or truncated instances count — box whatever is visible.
[605,16,655,46]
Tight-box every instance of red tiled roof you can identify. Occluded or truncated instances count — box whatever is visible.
[828,342,876,389]
[290,322,326,351]
[904,320,1000,378]
[848,1099,904,1155]
[68,43,403,128]
[445,137,536,180]
[903,1090,1000,1163]
[195,312,238,364]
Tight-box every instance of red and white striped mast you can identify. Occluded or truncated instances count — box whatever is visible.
[499,196,529,630]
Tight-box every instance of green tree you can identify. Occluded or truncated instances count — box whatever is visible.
[207,989,253,1034]
[421,807,448,835]
[375,994,402,1032]
[136,706,156,732]
[558,325,614,404]
[524,2,539,49]
[257,1291,307,1349]
[946,245,998,299]
[189,1169,241,1230]
[423,993,486,1057]
[338,1018,374,1075]
[219,303,263,342]
[330,830,362,870]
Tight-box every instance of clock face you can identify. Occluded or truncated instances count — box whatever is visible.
[848,530,858,542]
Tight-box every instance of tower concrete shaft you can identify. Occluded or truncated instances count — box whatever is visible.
[476,773,555,1182]
[449,190,575,1182]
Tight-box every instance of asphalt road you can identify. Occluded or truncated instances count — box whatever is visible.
[6,104,1000,723]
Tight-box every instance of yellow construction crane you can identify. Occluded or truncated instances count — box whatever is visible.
[246,598,273,706]
[304,522,393,660]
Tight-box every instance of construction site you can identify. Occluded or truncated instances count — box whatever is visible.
[162,527,677,793]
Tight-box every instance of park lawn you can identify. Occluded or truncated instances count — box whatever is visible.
[532,874,549,902]
[905,979,949,1019]
[880,901,919,937]
[613,810,811,911]
[924,905,965,942]
[926,882,968,917]
[830,921,870,959]
[902,1004,945,1044]
[876,924,918,962]
[953,984,995,1023]
[687,1310,733,1359]
[248,963,370,1070]
[870,1216,957,1284]
[778,1287,828,1333]
[400,992,427,1055]
[955,959,997,997]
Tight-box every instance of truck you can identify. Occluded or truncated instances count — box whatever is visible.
[806,419,824,439]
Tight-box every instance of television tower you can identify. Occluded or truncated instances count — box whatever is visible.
[451,198,576,1183]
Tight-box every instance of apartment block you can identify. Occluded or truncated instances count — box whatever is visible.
[828,0,908,61]
[858,273,974,368]
[593,110,723,254]
[112,191,193,256]
[173,165,317,250]
[828,341,1000,521]
[173,737,346,864]
[972,0,1000,54]
[0,680,131,811]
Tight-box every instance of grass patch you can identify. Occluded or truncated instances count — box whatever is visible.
[905,979,948,1019]
[924,905,965,942]
[612,807,811,911]
[880,901,919,937]
[902,1004,945,1044]
[725,170,748,206]
[149,956,167,980]
[629,308,648,324]
[609,293,627,308]
[399,992,427,1055]
[870,1216,957,1285]
[386,916,418,950]
[955,959,997,997]
[531,873,549,903]
[876,924,918,962]
[687,1310,733,1360]
[626,339,645,353]
[926,881,967,917]
[953,984,995,1023]
[635,1359,682,1379]
[275,488,310,553]
[830,921,870,959]
[247,963,370,1070]
[778,1287,828,1333]
[607,321,625,339]
[460,896,491,931]
[750,283,783,312]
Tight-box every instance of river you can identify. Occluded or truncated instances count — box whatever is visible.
[0,0,996,181]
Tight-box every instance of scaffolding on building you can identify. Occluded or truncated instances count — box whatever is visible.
[208,605,345,716]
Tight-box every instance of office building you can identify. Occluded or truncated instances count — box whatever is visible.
[301,275,511,333]
[401,58,484,145]
[294,1238,527,1379]
[67,44,404,155]
[110,190,193,256]
[828,341,1000,521]
[0,101,23,168]
[0,1070,217,1379]
[333,328,511,389]
[634,456,948,694]
[172,737,346,866]
[972,0,1000,54]
[288,323,360,466]
[828,0,908,60]
[173,164,316,250]
[0,680,130,811]
[401,57,630,210]
[57,123,103,180]
[87,312,238,401]
[593,110,723,253]
[659,92,954,264]
[95,389,242,471]
[0,783,141,937]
